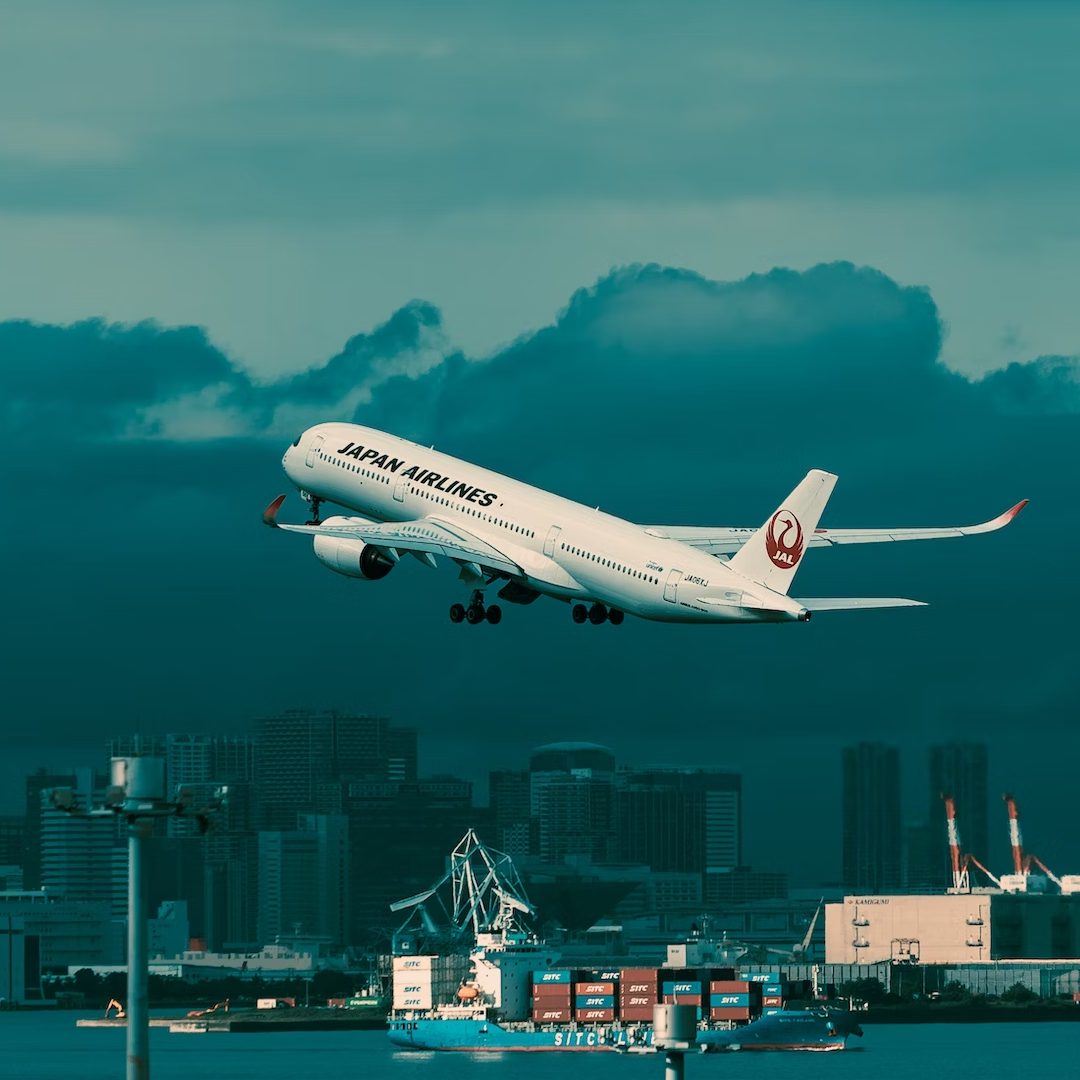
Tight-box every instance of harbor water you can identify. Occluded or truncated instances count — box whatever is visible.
[0,1013,1077,1080]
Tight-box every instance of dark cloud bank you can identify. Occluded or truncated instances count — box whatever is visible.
[3,262,1077,881]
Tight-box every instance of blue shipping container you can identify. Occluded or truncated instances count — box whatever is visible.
[762,1007,782,1016]
[743,971,781,983]
[575,995,616,1008]
[762,983,784,995]
[534,970,571,984]
[711,993,750,1006]
[662,981,703,995]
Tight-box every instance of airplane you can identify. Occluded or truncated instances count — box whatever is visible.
[263,422,1027,627]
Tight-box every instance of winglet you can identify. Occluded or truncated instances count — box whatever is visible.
[262,494,287,527]
[993,499,1028,528]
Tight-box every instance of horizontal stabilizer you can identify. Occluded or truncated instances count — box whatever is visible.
[797,597,927,612]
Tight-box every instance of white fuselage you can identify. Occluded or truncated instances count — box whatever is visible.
[283,423,806,623]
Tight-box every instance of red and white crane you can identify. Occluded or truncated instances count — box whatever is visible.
[1001,793,1080,895]
[942,793,1001,892]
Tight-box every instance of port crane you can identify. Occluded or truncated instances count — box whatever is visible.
[1000,793,1080,895]
[390,829,536,947]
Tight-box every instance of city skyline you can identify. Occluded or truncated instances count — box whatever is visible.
[6,717,1054,903]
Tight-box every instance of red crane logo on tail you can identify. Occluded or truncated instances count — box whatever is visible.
[765,509,805,570]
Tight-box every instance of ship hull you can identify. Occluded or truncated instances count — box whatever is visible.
[388,1011,856,1052]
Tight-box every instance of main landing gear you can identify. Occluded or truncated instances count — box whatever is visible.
[450,591,502,626]
[301,491,323,525]
[572,603,624,625]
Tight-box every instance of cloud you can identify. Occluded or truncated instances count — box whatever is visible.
[3,259,1079,881]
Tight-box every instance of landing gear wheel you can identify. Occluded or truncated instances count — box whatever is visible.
[485,605,502,625]
[449,603,465,624]
[608,609,624,625]
[303,493,323,525]
[466,605,486,625]
[588,603,608,625]
[572,604,588,624]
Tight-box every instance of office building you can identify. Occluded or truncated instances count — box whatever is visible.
[842,742,902,893]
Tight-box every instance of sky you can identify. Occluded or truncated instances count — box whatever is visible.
[1,1,1078,884]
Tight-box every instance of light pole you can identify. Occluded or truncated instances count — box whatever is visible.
[52,756,222,1080]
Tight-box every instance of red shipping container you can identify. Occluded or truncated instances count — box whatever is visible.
[576,1008,616,1023]
[532,984,573,1001]
[710,981,754,994]
[710,1007,752,1021]
[620,968,659,982]
[620,994,658,1007]
[762,996,783,1007]
[533,1007,572,1023]
[621,982,659,995]
[575,981,616,995]
[619,1006,656,1021]
[662,994,702,1006]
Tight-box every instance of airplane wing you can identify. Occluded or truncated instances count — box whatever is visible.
[645,500,1028,557]
[262,495,522,577]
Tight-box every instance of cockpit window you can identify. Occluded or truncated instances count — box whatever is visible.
[292,434,302,447]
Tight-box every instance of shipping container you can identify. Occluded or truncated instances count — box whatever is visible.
[710,993,750,1007]
[762,983,784,996]
[620,995,657,1008]
[532,984,573,1001]
[621,980,659,994]
[710,980,753,994]
[576,1008,616,1023]
[620,968,659,982]
[762,996,784,1007]
[619,1006,657,1022]
[662,981,702,995]
[742,970,781,983]
[575,981,616,995]
[533,969,571,984]
[762,1007,782,1016]
[585,969,621,982]
[710,1007,751,1021]
[533,1008,572,1023]
[575,994,616,1008]
[662,994,702,1006]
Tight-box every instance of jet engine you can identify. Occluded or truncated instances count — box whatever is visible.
[312,517,395,580]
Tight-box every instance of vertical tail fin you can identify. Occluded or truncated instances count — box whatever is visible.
[728,470,837,595]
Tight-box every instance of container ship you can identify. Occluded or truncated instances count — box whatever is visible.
[386,831,862,1053]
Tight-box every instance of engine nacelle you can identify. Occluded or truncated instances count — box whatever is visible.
[313,517,395,581]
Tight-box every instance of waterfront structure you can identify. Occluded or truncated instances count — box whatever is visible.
[825,892,1080,964]
[841,743,902,893]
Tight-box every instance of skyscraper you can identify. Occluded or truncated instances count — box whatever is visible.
[842,743,902,892]
[928,742,989,882]
[617,767,742,903]
[257,813,349,945]
[489,769,532,858]
[255,710,394,829]
[529,743,617,864]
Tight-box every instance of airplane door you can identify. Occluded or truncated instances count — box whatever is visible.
[305,434,324,467]
[394,479,408,503]
[664,569,682,603]
[543,525,561,557]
